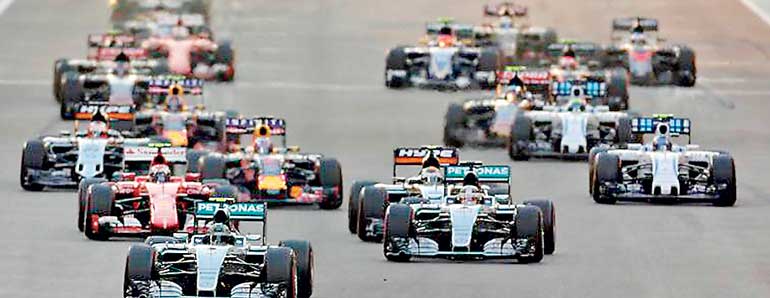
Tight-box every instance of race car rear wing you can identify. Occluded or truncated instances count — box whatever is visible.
[87,33,137,48]
[546,41,601,59]
[74,102,135,121]
[392,146,459,179]
[147,77,204,95]
[612,17,659,32]
[497,67,550,86]
[551,80,606,98]
[193,201,268,245]
[225,116,288,147]
[444,164,511,183]
[631,115,691,136]
[123,144,187,163]
[483,3,528,17]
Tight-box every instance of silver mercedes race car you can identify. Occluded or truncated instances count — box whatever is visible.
[123,201,314,298]
[589,115,736,206]
[382,162,556,263]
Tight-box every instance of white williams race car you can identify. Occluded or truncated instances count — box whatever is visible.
[589,115,736,206]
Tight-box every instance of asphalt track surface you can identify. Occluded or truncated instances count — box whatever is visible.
[1,0,770,297]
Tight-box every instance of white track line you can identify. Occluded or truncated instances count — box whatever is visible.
[740,0,770,27]
[0,0,14,16]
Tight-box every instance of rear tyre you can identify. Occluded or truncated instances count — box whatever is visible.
[20,139,46,191]
[674,46,696,87]
[84,184,114,240]
[606,67,629,111]
[476,48,500,88]
[318,158,343,209]
[514,205,544,264]
[77,178,107,232]
[383,204,413,262]
[60,72,82,120]
[385,47,408,88]
[124,244,156,298]
[443,103,465,148]
[523,200,556,255]
[348,180,377,234]
[280,240,314,298]
[357,186,387,242]
[53,59,73,101]
[712,154,736,207]
[264,247,298,298]
[615,116,634,145]
[185,149,207,173]
[508,113,531,161]
[588,147,609,195]
[593,153,620,204]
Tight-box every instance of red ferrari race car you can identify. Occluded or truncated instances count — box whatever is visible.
[78,146,230,240]
[141,22,235,81]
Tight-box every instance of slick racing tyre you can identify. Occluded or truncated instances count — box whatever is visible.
[593,153,621,204]
[514,205,544,264]
[508,112,532,161]
[85,184,115,240]
[60,72,83,120]
[20,139,46,191]
[384,46,408,88]
[53,59,73,101]
[383,204,414,262]
[443,103,465,148]
[348,180,377,234]
[199,154,227,180]
[476,47,500,88]
[523,199,556,255]
[711,154,737,207]
[124,244,156,298]
[264,247,298,298]
[77,178,107,232]
[674,46,697,87]
[357,186,387,242]
[318,158,343,209]
[606,67,629,111]
[215,41,235,81]
[615,116,634,145]
[280,240,314,298]
[588,147,609,195]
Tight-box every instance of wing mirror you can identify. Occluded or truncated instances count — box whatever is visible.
[245,234,262,243]
[685,144,700,150]
[172,232,189,243]
[59,130,71,137]
[287,146,301,153]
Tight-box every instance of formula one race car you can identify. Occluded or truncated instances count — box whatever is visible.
[382,162,556,263]
[20,112,129,191]
[475,3,558,65]
[140,20,235,81]
[123,201,314,298]
[198,117,344,209]
[133,80,226,148]
[605,17,696,86]
[444,67,630,149]
[385,19,500,89]
[507,87,635,161]
[54,49,167,105]
[111,0,212,27]
[78,147,227,240]
[589,115,736,206]
[350,146,460,241]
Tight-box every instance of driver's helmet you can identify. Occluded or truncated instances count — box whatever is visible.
[172,19,190,39]
[499,17,513,29]
[113,52,131,77]
[149,164,172,183]
[87,121,109,138]
[567,97,586,112]
[166,95,184,112]
[208,223,236,246]
[652,134,672,151]
[436,27,455,48]
[462,171,481,188]
[456,185,484,204]
[558,56,578,71]
[254,137,273,155]
[420,166,443,186]
[630,33,647,46]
